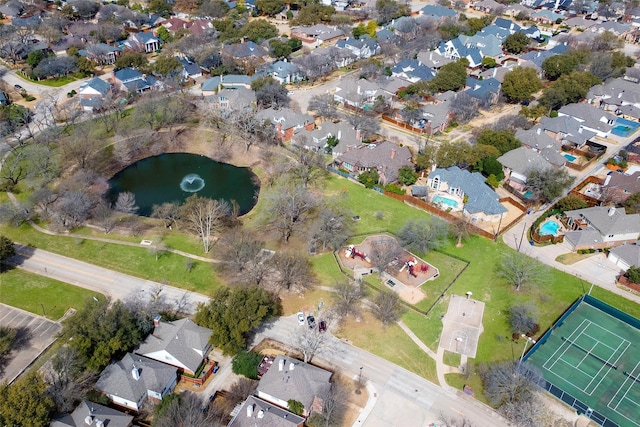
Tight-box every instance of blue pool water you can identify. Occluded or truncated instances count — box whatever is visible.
[611,118,640,137]
[433,195,459,208]
[563,153,577,162]
[524,191,534,199]
[539,220,561,236]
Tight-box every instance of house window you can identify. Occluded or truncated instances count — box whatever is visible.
[431,176,440,190]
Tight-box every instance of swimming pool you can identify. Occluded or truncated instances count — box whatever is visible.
[611,118,640,137]
[433,195,459,208]
[539,220,562,236]
[563,153,577,162]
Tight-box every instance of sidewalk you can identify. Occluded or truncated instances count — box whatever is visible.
[351,380,377,426]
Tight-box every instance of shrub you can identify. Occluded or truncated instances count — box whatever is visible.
[231,351,263,379]
[627,266,640,284]
[383,184,405,195]
[358,169,379,188]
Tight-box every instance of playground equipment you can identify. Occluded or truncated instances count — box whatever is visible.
[345,245,370,262]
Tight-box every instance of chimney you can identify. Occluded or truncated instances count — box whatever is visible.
[279,358,285,371]
[84,415,93,425]
[608,207,616,216]
[356,129,362,142]
[391,149,396,159]
[536,128,541,135]
[289,362,295,370]
[247,404,254,417]
[153,314,161,327]
[357,85,361,95]
[257,410,265,419]
[131,365,140,380]
[338,130,342,140]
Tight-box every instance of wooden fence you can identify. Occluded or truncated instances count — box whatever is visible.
[381,114,429,135]
[383,191,496,239]
[617,275,640,293]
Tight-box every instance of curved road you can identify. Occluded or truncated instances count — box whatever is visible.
[3,245,509,427]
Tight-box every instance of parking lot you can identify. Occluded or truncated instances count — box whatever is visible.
[0,304,61,384]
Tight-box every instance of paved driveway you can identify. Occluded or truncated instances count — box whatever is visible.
[0,304,61,384]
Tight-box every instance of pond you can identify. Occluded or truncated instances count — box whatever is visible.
[107,153,259,217]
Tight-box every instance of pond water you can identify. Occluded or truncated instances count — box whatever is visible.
[107,153,259,217]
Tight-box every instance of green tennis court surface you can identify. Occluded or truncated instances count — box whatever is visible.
[525,296,640,427]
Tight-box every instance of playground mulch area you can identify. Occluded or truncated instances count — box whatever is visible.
[338,235,439,288]
[525,297,640,427]
[438,295,485,358]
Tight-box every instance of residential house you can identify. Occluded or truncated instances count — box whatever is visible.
[426,166,508,222]
[187,19,215,36]
[333,77,381,107]
[459,32,504,58]
[222,41,268,71]
[599,171,640,204]
[563,206,640,251]
[257,60,303,84]
[588,78,640,113]
[292,121,360,156]
[564,17,597,31]
[50,400,133,427]
[112,68,159,94]
[95,353,178,412]
[519,44,570,72]
[229,396,305,427]
[177,57,202,79]
[256,355,332,417]
[538,115,597,148]
[256,107,315,142]
[291,24,344,45]
[419,4,457,20]
[333,141,413,185]
[125,32,160,53]
[464,77,501,105]
[79,43,119,65]
[77,77,112,112]
[608,244,640,270]
[497,146,555,191]
[207,87,256,113]
[473,0,504,14]
[436,37,484,68]
[335,38,380,59]
[494,18,522,33]
[417,50,453,70]
[135,318,212,375]
[160,17,189,33]
[421,91,455,134]
[376,29,395,41]
[531,10,564,25]
[201,75,254,95]
[515,127,567,167]
[557,104,616,138]
[626,28,640,44]
[391,59,436,84]
[592,22,630,37]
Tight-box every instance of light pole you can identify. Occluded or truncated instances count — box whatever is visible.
[356,366,364,394]
[519,334,536,365]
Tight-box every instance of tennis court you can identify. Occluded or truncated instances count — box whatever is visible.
[525,296,640,427]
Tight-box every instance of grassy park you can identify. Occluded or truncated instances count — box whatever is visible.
[0,268,101,320]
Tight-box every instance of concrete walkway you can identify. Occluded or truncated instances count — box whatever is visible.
[351,380,378,426]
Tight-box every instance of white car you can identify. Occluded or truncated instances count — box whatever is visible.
[296,312,305,326]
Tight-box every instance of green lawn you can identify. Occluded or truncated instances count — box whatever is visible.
[16,71,81,87]
[443,350,461,367]
[0,268,102,320]
[0,224,221,294]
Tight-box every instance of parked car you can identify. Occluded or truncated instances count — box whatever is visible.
[307,315,316,329]
[319,320,327,332]
[297,311,305,325]
[213,364,219,374]
[14,84,23,91]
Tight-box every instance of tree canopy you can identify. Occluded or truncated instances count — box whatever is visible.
[0,235,15,261]
[526,167,574,203]
[502,32,529,54]
[476,129,521,155]
[540,71,601,111]
[0,373,54,427]
[194,285,282,354]
[501,67,541,103]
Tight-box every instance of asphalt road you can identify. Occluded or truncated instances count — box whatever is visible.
[5,244,209,310]
[4,245,508,426]
[251,315,510,427]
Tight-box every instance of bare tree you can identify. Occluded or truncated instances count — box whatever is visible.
[293,320,327,363]
[272,251,315,292]
[45,347,95,413]
[1,147,27,187]
[482,361,545,410]
[332,280,366,319]
[438,413,475,427]
[371,290,405,326]
[114,192,139,214]
[29,188,58,220]
[148,238,168,262]
[226,378,258,406]
[51,190,93,229]
[312,381,349,427]
[153,392,224,427]
[151,202,181,228]
[451,92,480,124]
[312,207,353,251]
[499,395,550,427]
[180,195,230,253]
[508,303,539,336]
[219,228,264,273]
[263,181,317,243]
[450,218,470,248]
[397,218,449,254]
[92,201,116,234]
[308,94,340,122]
[496,252,546,291]
[369,237,401,275]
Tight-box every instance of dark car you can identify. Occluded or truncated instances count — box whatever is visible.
[319,320,327,332]
[307,315,316,329]
[14,84,24,91]
[213,364,220,374]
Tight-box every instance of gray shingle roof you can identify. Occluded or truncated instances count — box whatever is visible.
[95,354,177,406]
[229,396,305,427]
[609,244,640,268]
[558,104,616,133]
[336,141,412,183]
[497,146,553,175]
[565,206,640,236]
[428,166,507,215]
[256,355,331,412]
[50,400,133,427]
[136,318,211,373]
